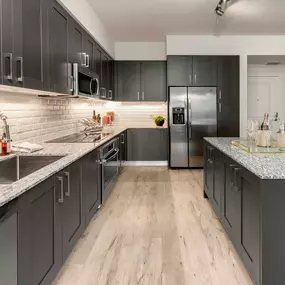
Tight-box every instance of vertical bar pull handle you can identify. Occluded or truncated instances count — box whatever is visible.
[194,74,197,85]
[121,133,125,144]
[137,91,140,101]
[219,103,222,113]
[57,177,64,203]
[65,172,70,197]
[86,54,90,68]
[189,75,192,85]
[4,53,13,80]
[16,57,24,82]
[219,90,222,100]
[142,92,145,101]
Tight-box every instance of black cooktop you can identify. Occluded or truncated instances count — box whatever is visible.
[47,133,110,143]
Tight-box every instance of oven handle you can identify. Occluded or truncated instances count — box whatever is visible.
[101,148,119,164]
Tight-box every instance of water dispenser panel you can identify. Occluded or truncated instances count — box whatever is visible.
[172,108,185,125]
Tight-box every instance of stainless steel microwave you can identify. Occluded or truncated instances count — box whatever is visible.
[72,63,100,97]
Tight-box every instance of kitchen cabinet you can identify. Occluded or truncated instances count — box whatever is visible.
[69,19,84,66]
[100,53,109,99]
[19,177,62,285]
[127,128,168,161]
[95,44,103,97]
[22,0,49,91]
[82,149,101,226]
[217,56,240,137]
[167,56,217,86]
[204,144,215,199]
[119,131,127,166]
[116,61,167,102]
[116,61,141,101]
[49,1,71,94]
[0,199,18,285]
[1,0,23,87]
[108,58,114,100]
[83,35,95,71]
[141,61,167,101]
[60,161,84,261]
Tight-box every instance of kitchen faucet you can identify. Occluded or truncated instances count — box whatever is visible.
[0,111,12,142]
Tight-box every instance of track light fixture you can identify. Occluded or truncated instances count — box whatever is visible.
[215,0,231,17]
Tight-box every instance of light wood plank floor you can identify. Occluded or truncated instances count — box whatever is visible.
[53,167,253,285]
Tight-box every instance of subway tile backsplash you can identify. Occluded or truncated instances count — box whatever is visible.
[0,92,167,143]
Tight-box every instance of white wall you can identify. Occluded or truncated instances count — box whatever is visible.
[58,0,114,57]
[115,42,166,60]
[166,35,285,136]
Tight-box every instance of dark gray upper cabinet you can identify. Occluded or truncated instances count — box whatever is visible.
[141,61,167,101]
[61,162,84,262]
[22,0,49,91]
[82,149,101,226]
[167,55,217,86]
[69,19,84,66]
[116,61,141,101]
[192,56,217,86]
[83,35,95,71]
[217,56,240,137]
[167,55,191,86]
[116,61,167,102]
[49,1,71,94]
[127,128,168,161]
[95,44,102,80]
[107,57,114,100]
[18,177,62,285]
[1,0,23,87]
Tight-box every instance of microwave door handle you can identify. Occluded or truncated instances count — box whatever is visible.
[95,78,100,96]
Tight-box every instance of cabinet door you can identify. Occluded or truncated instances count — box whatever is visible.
[127,129,167,161]
[84,35,95,71]
[22,0,48,90]
[18,177,62,285]
[49,2,71,94]
[141,61,167,101]
[82,150,101,226]
[95,45,102,83]
[61,162,84,261]
[204,144,214,199]
[117,61,141,101]
[221,159,241,246]
[2,0,15,86]
[120,132,127,164]
[69,20,84,66]
[108,58,114,100]
[192,56,217,86]
[212,149,224,218]
[167,56,192,86]
[238,170,260,284]
[101,53,109,98]
[217,56,240,137]
[0,200,18,285]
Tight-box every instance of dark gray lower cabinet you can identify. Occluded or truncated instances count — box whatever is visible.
[82,149,101,226]
[119,131,127,165]
[60,162,84,261]
[127,128,168,161]
[19,177,62,285]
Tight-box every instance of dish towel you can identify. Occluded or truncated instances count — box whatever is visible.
[12,142,43,153]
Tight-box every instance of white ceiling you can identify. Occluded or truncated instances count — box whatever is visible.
[87,0,285,41]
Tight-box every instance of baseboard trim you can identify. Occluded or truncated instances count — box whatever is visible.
[123,161,168,166]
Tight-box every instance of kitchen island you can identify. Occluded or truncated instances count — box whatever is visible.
[204,137,285,285]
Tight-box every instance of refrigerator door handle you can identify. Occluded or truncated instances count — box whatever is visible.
[188,97,192,139]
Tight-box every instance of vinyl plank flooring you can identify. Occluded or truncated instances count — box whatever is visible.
[53,167,253,285]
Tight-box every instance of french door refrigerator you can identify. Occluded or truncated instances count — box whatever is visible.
[169,87,217,168]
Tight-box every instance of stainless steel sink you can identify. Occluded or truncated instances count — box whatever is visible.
[0,156,64,184]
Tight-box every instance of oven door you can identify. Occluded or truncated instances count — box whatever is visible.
[101,148,120,202]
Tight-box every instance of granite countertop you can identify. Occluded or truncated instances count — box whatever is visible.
[0,127,129,208]
[205,137,285,180]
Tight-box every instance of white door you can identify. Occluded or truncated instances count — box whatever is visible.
[248,76,283,122]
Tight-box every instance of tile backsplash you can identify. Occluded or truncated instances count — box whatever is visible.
[0,92,167,143]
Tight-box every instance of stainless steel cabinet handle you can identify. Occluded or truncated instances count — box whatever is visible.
[4,53,13,80]
[82,53,87,66]
[219,90,222,100]
[16,57,24,82]
[101,87,106,98]
[194,74,197,85]
[142,92,145,101]
[57,177,64,203]
[121,133,125,144]
[65,172,70,197]
[86,54,90,68]
[69,76,74,92]
[108,90,112,99]
[137,91,140,100]
[189,75,192,85]
[219,103,222,113]
[233,168,242,191]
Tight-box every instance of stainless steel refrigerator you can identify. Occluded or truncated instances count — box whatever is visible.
[169,87,217,168]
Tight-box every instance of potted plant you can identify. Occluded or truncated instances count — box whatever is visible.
[153,116,166,127]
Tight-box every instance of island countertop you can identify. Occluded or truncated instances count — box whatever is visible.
[204,137,285,180]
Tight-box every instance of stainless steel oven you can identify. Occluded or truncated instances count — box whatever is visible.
[100,138,120,202]
[73,63,99,97]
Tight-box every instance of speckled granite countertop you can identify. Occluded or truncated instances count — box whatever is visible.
[0,127,129,207]
[205,137,285,180]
